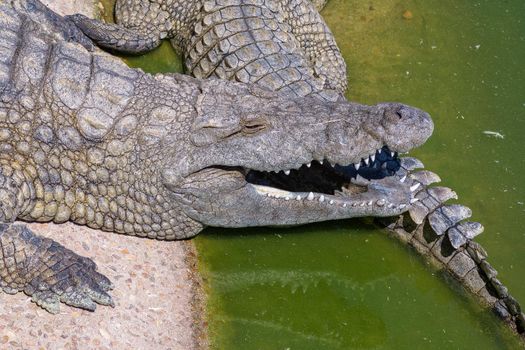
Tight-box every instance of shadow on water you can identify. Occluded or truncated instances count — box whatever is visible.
[199,222,520,349]
[97,0,525,348]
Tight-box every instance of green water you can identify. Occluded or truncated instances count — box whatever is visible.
[197,1,525,348]
[100,0,525,348]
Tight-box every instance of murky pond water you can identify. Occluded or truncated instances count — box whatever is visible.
[101,0,525,348]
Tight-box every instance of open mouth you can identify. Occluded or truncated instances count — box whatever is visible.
[245,146,401,195]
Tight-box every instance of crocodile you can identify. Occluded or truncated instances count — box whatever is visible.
[70,0,525,337]
[0,0,437,314]
[70,0,348,101]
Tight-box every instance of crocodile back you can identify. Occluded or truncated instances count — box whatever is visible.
[183,0,332,99]
[0,0,203,239]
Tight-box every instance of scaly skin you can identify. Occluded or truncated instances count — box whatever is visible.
[382,159,525,337]
[72,0,525,337]
[311,0,328,11]
[70,0,348,100]
[0,0,433,313]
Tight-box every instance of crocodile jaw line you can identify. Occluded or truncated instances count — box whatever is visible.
[251,176,413,218]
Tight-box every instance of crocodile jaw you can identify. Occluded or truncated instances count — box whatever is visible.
[176,170,415,228]
[169,148,419,228]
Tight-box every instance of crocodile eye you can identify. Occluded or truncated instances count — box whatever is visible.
[242,118,267,135]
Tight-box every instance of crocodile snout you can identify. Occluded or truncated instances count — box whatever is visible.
[398,105,434,131]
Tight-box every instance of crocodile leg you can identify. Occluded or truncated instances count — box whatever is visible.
[0,223,114,314]
[0,167,114,314]
[67,13,163,54]
[281,0,348,94]
[71,0,347,97]
[67,0,199,55]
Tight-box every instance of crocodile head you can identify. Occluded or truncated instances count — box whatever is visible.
[163,80,433,228]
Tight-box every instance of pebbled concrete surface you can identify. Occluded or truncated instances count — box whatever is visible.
[0,1,205,349]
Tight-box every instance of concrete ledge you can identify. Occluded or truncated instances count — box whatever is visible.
[0,223,204,349]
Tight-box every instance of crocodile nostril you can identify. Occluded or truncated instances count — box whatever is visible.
[396,110,403,119]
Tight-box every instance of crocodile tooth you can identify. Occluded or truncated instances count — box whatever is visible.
[307,192,314,200]
[319,160,324,165]
[343,203,347,208]
[367,201,373,206]
[400,175,407,182]
[329,200,334,205]
[378,148,382,154]
[371,154,375,162]
[376,199,386,206]
[285,197,290,201]
[391,152,395,157]
[296,195,302,200]
[306,162,311,168]
[410,198,419,204]
[410,183,421,192]
[399,204,407,209]
[364,158,369,165]
[284,170,290,175]
[355,163,360,170]
[388,203,395,208]
[319,195,325,202]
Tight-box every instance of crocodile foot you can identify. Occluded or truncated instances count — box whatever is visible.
[0,223,114,314]
[27,252,115,314]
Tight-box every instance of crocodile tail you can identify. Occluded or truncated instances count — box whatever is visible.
[379,157,525,339]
